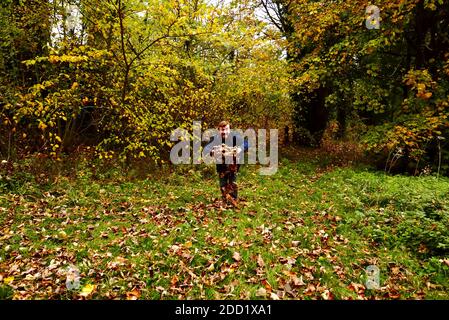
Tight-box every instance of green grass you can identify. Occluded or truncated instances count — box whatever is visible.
[1,157,449,299]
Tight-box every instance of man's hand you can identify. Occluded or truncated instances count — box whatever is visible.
[236,147,242,154]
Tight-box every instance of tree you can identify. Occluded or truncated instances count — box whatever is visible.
[1,0,293,162]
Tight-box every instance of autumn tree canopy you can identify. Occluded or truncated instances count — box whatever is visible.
[1,0,448,175]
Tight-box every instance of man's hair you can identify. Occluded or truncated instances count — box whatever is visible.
[218,120,230,128]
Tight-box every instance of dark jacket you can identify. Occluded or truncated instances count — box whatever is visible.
[204,131,250,173]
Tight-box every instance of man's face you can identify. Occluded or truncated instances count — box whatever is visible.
[219,124,230,139]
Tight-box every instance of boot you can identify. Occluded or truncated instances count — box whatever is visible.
[230,182,238,200]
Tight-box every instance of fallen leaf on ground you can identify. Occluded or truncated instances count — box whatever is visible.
[79,284,96,297]
[257,255,265,267]
[256,287,267,297]
[4,276,14,284]
[270,292,280,300]
[126,288,141,300]
[321,290,331,300]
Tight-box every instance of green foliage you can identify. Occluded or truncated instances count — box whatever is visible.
[0,285,14,300]
[272,0,449,171]
[317,168,449,256]
[0,0,292,161]
[2,157,449,299]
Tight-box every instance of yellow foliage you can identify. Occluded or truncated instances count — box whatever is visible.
[38,121,47,131]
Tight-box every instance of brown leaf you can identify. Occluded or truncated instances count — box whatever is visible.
[292,274,305,287]
[284,282,294,296]
[107,256,127,269]
[232,252,241,262]
[257,255,265,267]
[391,267,400,275]
[306,284,316,293]
[171,275,179,287]
[277,290,286,299]
[348,282,365,295]
[126,288,141,300]
[261,279,272,292]
[388,291,401,299]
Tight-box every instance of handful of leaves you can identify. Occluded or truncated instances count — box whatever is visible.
[212,144,238,157]
[212,144,239,172]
